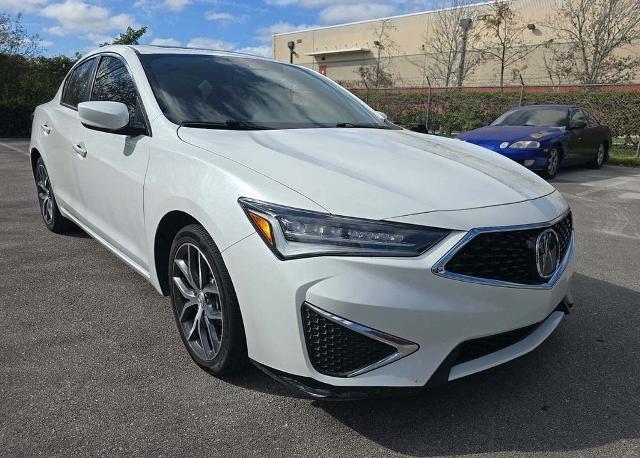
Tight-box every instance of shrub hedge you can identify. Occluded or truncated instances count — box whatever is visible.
[354,89,640,142]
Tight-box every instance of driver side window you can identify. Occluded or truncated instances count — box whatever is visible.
[570,109,586,128]
[90,56,146,131]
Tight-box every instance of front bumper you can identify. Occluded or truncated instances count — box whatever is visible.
[221,197,574,392]
[464,141,550,170]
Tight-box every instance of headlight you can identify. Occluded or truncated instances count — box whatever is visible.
[238,197,451,259]
[510,140,541,149]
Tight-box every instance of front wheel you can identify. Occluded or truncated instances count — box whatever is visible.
[540,146,560,179]
[168,224,248,375]
[589,143,606,169]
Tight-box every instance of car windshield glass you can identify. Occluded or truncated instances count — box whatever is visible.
[491,107,568,127]
[139,53,390,130]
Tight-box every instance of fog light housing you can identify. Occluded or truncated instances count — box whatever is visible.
[524,159,535,167]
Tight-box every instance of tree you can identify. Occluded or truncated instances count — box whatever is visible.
[476,1,549,90]
[358,19,397,88]
[421,0,481,88]
[548,0,640,84]
[100,26,148,46]
[0,13,40,57]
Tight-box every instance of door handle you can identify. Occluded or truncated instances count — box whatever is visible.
[41,123,52,135]
[73,142,87,157]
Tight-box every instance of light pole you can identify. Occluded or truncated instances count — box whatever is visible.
[457,18,472,88]
[287,41,295,64]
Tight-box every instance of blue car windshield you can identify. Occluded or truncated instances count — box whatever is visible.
[492,107,568,128]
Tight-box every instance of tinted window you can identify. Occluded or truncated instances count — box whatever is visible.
[584,111,599,127]
[570,109,587,128]
[139,54,388,129]
[91,56,145,129]
[62,58,96,108]
[492,107,569,128]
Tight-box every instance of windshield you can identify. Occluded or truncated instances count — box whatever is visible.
[139,53,389,130]
[491,107,569,128]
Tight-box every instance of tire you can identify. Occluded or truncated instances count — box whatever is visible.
[168,224,248,375]
[540,146,561,179]
[589,142,606,169]
[34,157,73,233]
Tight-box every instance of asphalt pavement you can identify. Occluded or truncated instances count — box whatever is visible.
[1,139,639,457]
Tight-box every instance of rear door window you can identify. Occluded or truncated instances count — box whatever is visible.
[61,58,97,109]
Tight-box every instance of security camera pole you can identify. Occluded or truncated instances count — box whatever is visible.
[457,18,472,88]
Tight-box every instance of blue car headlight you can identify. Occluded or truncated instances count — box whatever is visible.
[510,140,541,149]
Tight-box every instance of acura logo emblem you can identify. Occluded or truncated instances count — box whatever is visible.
[535,229,560,279]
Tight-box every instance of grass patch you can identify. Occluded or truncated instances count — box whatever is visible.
[609,145,640,167]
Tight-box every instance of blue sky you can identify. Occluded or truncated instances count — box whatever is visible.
[1,0,442,57]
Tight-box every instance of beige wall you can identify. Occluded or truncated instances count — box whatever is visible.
[272,0,640,87]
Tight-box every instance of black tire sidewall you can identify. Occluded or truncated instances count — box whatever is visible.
[35,157,68,233]
[168,224,247,375]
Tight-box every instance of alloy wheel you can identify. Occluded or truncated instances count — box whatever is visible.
[597,144,605,166]
[547,148,559,177]
[172,242,223,361]
[36,163,54,225]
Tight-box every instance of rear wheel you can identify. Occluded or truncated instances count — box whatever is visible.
[541,146,560,179]
[589,142,606,169]
[34,157,73,233]
[168,224,248,375]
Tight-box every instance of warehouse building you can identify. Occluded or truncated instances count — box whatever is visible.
[271,0,640,87]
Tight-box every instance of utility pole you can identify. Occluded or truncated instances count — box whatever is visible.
[457,18,472,88]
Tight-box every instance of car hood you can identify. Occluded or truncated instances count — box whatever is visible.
[178,127,555,220]
[458,125,564,144]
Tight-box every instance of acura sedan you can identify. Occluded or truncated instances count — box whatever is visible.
[30,46,575,398]
[458,105,611,179]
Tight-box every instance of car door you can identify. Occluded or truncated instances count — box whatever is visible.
[44,57,98,214]
[568,109,594,163]
[584,110,607,160]
[72,54,152,271]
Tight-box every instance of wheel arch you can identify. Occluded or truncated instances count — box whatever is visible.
[30,147,42,178]
[153,210,202,296]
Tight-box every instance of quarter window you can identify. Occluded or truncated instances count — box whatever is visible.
[61,58,97,109]
[90,56,145,130]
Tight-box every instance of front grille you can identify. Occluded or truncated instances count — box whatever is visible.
[301,304,396,377]
[445,212,572,285]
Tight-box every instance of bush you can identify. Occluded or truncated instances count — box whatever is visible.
[353,89,640,141]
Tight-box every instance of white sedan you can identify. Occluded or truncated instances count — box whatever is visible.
[29,45,574,398]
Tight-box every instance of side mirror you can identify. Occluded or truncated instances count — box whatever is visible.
[375,111,388,121]
[571,120,587,129]
[78,101,130,134]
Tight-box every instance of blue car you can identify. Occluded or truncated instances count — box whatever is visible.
[458,105,612,179]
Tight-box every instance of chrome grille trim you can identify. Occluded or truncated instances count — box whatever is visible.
[431,209,574,290]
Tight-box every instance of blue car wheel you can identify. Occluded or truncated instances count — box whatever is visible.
[541,146,560,179]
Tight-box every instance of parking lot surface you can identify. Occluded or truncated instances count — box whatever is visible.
[1,139,639,457]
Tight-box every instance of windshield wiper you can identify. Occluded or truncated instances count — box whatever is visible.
[180,120,273,130]
[335,122,389,129]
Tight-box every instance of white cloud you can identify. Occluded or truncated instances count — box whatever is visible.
[133,0,191,12]
[186,37,236,50]
[0,0,47,13]
[42,1,136,37]
[236,45,272,57]
[205,11,247,24]
[255,21,316,43]
[318,3,396,24]
[151,37,181,46]
[163,0,190,11]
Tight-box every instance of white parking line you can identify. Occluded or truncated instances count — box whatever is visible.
[0,141,29,157]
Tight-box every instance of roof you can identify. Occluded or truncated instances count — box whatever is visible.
[87,44,273,60]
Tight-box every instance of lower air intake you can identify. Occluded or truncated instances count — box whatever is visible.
[301,304,397,377]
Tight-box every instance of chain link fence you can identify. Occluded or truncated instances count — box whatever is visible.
[347,85,640,159]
